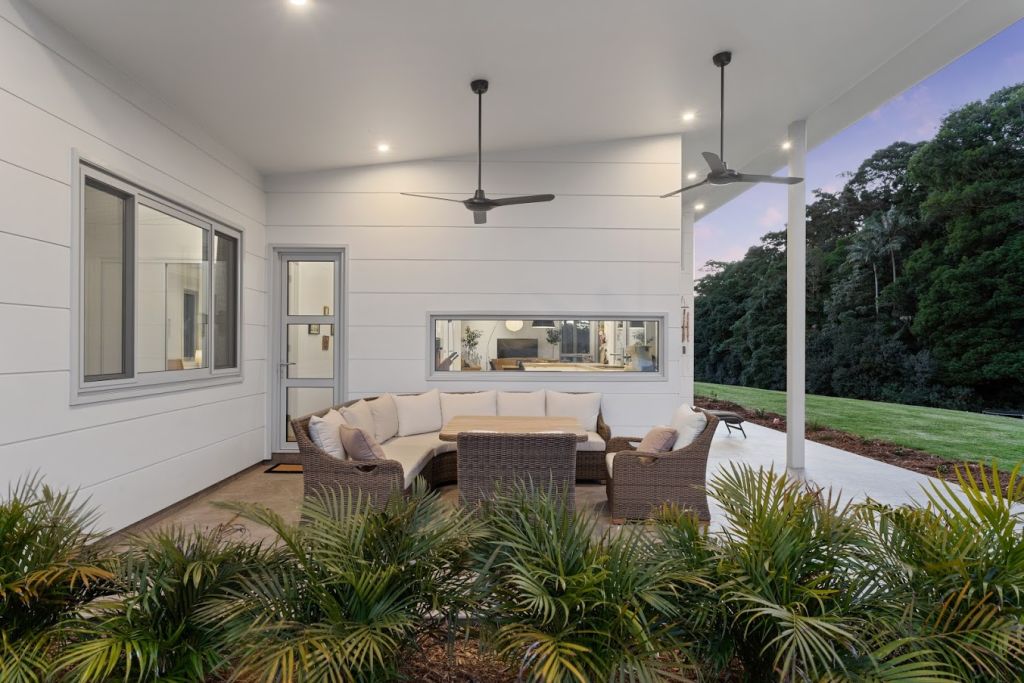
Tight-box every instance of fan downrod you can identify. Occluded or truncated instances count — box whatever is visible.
[470,79,489,94]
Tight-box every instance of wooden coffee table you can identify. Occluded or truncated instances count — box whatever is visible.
[439,415,587,442]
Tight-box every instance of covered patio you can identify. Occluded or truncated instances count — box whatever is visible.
[124,422,962,543]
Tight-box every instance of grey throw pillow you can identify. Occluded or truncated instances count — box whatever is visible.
[338,424,386,462]
[637,426,678,453]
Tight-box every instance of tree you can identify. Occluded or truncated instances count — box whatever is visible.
[845,221,888,315]
[905,84,1024,406]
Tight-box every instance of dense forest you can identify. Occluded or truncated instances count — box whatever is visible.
[694,84,1023,411]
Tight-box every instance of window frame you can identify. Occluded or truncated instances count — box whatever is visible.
[426,313,668,382]
[71,159,244,404]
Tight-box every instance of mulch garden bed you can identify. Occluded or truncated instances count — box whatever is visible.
[695,396,1014,496]
[399,633,513,683]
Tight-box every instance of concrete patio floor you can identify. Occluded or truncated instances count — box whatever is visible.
[125,421,964,542]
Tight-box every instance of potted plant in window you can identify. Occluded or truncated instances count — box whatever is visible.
[462,327,482,371]
[546,328,561,360]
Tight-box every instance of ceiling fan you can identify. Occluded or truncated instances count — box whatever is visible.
[661,51,803,199]
[402,79,555,224]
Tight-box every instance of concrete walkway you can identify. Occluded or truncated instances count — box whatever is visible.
[126,422,970,542]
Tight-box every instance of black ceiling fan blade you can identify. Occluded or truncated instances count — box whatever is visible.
[702,151,727,174]
[734,174,803,185]
[400,192,466,203]
[473,211,487,224]
[489,194,556,206]
[660,179,708,199]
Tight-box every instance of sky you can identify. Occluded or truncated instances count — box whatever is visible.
[694,18,1024,272]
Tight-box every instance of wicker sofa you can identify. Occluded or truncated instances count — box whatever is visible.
[291,391,612,503]
[605,408,719,522]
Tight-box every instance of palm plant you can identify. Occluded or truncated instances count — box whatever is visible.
[856,464,1024,682]
[474,484,699,682]
[706,464,877,682]
[0,475,111,683]
[846,222,889,315]
[56,525,275,682]
[212,481,481,682]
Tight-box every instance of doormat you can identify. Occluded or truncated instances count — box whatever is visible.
[265,463,303,474]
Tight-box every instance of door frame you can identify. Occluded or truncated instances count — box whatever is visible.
[268,245,348,455]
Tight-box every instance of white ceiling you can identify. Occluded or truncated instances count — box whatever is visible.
[25,0,1022,181]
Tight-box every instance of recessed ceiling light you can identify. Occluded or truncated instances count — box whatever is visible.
[376,142,390,153]
[681,111,696,122]
[781,140,792,151]
[694,202,706,211]
[686,171,698,181]
[288,0,308,6]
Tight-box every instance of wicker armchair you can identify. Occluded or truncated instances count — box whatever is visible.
[291,409,404,508]
[457,432,578,511]
[605,409,719,522]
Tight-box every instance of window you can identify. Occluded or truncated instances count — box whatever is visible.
[76,163,242,400]
[431,316,663,376]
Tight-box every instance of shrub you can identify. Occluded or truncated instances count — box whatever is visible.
[473,484,703,682]
[704,465,877,681]
[0,476,111,683]
[857,464,1024,681]
[213,481,481,682]
[56,526,274,682]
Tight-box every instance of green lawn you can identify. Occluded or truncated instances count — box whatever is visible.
[695,382,1024,469]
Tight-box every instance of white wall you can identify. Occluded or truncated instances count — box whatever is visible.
[0,0,267,531]
[266,134,691,436]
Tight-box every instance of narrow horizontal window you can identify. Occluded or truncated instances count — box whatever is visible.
[431,317,663,375]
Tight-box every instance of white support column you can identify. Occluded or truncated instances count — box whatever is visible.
[786,119,807,470]
[679,134,695,407]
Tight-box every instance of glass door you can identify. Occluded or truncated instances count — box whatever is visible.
[274,250,343,451]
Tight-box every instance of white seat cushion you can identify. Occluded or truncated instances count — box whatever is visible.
[340,400,375,436]
[670,405,708,450]
[577,431,606,452]
[308,409,347,459]
[394,389,443,436]
[545,390,602,431]
[368,393,399,443]
[381,432,452,487]
[497,390,546,417]
[440,391,497,424]
[605,451,618,478]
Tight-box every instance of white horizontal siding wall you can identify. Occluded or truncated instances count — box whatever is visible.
[266,134,689,437]
[0,0,267,531]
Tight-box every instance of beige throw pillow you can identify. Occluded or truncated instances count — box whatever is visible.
[340,399,375,435]
[394,389,443,436]
[368,393,399,443]
[308,409,347,459]
[545,390,602,431]
[338,424,386,462]
[670,405,708,450]
[637,426,678,453]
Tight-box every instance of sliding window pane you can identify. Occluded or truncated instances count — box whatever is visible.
[213,232,239,369]
[137,204,208,372]
[83,181,130,381]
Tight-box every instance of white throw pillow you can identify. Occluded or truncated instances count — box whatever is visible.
[394,389,443,436]
[340,399,375,436]
[368,393,399,443]
[308,409,347,459]
[440,391,497,424]
[497,390,546,417]
[545,390,602,431]
[670,405,708,450]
